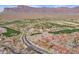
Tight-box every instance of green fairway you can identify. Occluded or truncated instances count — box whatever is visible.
[2,27,20,37]
[31,33,42,36]
[48,29,79,34]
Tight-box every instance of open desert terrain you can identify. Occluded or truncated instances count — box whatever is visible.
[0,5,79,54]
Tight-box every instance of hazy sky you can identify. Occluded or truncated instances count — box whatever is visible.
[30,5,78,8]
[0,5,17,12]
[0,5,78,12]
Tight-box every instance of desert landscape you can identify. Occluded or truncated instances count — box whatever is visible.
[0,5,79,54]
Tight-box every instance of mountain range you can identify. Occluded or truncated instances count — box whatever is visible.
[3,5,79,14]
[1,5,79,19]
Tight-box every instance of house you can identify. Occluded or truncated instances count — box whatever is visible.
[0,27,7,34]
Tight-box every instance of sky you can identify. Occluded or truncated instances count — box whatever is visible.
[0,5,17,12]
[0,5,79,12]
[30,5,78,8]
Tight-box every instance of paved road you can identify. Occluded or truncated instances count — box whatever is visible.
[22,35,49,54]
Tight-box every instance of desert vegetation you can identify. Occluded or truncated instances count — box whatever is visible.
[0,15,79,54]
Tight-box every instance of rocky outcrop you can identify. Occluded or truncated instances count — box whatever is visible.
[3,5,79,14]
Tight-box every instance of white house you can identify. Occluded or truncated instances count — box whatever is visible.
[0,27,7,34]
